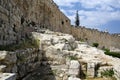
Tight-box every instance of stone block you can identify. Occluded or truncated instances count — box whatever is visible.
[68,60,80,77]
[69,60,80,69]
[87,62,95,78]
[68,69,80,76]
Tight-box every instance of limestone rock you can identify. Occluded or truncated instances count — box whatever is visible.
[68,69,80,77]
[87,62,95,78]
[63,42,72,51]
[68,60,80,77]
[0,51,17,64]
[0,65,6,72]
[114,65,120,80]
[68,76,81,80]
[0,51,7,61]
[45,46,66,64]
[54,43,65,50]
[0,73,16,80]
[69,60,80,69]
[98,66,113,77]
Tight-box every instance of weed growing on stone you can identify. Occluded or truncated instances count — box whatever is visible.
[101,69,114,77]
[69,56,78,60]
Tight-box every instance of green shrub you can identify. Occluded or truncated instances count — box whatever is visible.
[103,48,120,58]
[80,38,84,42]
[103,48,110,53]
[92,43,99,48]
[101,69,114,77]
[105,51,120,58]
[69,56,78,60]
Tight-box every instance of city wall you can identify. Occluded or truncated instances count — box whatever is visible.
[0,0,119,49]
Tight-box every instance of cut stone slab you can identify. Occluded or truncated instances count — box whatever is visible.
[87,62,95,78]
[69,60,80,69]
[68,60,80,77]
[68,69,80,76]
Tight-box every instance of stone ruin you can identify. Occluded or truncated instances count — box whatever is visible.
[0,29,120,80]
[0,0,120,80]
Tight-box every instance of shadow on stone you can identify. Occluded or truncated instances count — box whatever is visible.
[21,50,56,80]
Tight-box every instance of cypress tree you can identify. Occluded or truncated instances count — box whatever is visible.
[75,10,80,27]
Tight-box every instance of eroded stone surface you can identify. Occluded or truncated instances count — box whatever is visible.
[0,30,120,80]
[0,73,16,80]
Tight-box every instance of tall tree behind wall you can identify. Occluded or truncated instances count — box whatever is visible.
[75,10,80,27]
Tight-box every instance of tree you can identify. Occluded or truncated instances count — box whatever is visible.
[75,10,80,27]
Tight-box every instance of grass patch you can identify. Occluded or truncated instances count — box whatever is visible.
[101,69,114,77]
[105,51,120,58]
[0,38,40,51]
[103,48,120,58]
[69,56,78,60]
[87,69,116,80]
[79,38,84,42]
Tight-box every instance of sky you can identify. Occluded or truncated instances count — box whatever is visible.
[53,0,120,33]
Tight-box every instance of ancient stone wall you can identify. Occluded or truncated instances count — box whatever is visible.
[11,0,71,33]
[0,30,120,80]
[0,0,119,49]
[0,0,71,46]
[0,48,42,79]
[69,26,120,49]
[0,0,22,45]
